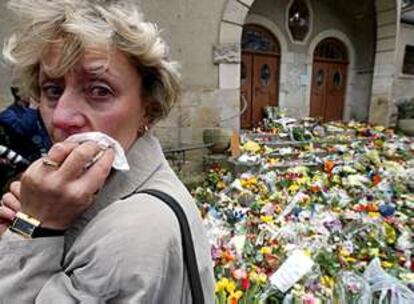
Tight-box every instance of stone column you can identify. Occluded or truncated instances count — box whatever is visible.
[369,0,400,127]
[213,0,256,132]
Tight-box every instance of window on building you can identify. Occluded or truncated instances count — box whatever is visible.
[288,0,310,42]
[242,25,280,54]
[314,38,348,62]
[402,45,414,75]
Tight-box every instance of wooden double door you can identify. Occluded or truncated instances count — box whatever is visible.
[310,38,349,122]
[241,52,279,129]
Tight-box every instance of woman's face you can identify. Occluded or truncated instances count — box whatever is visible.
[38,46,145,151]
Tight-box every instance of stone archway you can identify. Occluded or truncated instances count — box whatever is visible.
[215,0,400,128]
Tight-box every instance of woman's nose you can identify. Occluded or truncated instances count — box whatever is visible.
[51,89,86,132]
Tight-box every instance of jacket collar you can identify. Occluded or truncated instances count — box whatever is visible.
[64,132,164,251]
[98,132,165,204]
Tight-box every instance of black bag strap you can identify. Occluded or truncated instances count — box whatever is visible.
[133,189,205,304]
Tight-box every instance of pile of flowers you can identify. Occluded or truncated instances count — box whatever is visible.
[194,119,414,303]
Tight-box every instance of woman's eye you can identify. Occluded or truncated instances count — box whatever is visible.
[88,85,113,99]
[42,84,63,100]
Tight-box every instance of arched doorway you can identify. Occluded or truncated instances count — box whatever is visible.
[310,38,349,121]
[240,24,281,129]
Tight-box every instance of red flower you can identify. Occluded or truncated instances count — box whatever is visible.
[241,277,250,290]
[411,259,414,272]
[372,175,381,186]
[311,185,321,193]
[324,160,335,173]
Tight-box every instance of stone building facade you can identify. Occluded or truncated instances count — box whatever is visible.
[0,0,410,151]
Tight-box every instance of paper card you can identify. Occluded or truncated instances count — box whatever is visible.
[269,250,314,293]
[230,234,246,257]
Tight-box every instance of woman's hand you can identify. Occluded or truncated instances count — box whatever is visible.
[19,141,115,230]
[0,182,22,234]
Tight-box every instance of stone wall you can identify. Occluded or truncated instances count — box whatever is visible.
[138,0,238,148]
[0,1,16,108]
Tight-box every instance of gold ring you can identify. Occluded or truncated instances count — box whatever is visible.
[42,157,60,169]
[84,149,106,170]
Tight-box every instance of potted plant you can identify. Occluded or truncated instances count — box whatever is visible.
[202,128,232,154]
[396,98,414,136]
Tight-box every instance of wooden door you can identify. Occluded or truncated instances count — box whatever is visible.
[241,24,281,129]
[310,38,348,122]
[310,61,347,121]
[325,63,347,121]
[310,61,329,119]
[241,54,279,128]
[251,54,278,125]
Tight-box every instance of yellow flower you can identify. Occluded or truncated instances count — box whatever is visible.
[344,257,357,263]
[332,175,341,184]
[249,271,259,284]
[291,284,305,297]
[374,126,385,132]
[339,249,350,257]
[260,246,272,255]
[269,158,279,165]
[288,183,300,193]
[227,290,243,304]
[249,177,257,185]
[303,249,312,257]
[382,261,393,268]
[226,280,237,294]
[249,270,267,285]
[240,177,257,189]
[384,223,397,245]
[243,141,261,153]
[215,278,229,293]
[258,273,267,284]
[260,215,273,224]
[217,181,226,190]
[304,143,314,151]
[215,278,238,295]
[369,248,380,257]
[368,212,380,219]
[321,275,334,288]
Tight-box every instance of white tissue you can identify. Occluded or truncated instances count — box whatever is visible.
[65,132,130,171]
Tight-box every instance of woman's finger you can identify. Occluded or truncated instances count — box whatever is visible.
[9,181,21,200]
[46,142,79,165]
[79,148,115,193]
[2,192,21,213]
[0,203,17,222]
[58,142,104,180]
[0,202,16,235]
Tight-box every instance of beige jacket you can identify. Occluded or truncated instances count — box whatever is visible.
[0,133,215,303]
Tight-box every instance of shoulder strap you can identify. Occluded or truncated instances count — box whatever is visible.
[135,189,205,304]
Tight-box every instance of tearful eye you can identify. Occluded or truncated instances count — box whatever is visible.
[41,84,63,101]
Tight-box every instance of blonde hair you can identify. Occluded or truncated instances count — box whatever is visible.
[3,0,181,124]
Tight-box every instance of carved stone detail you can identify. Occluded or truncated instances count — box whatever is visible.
[213,43,241,64]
